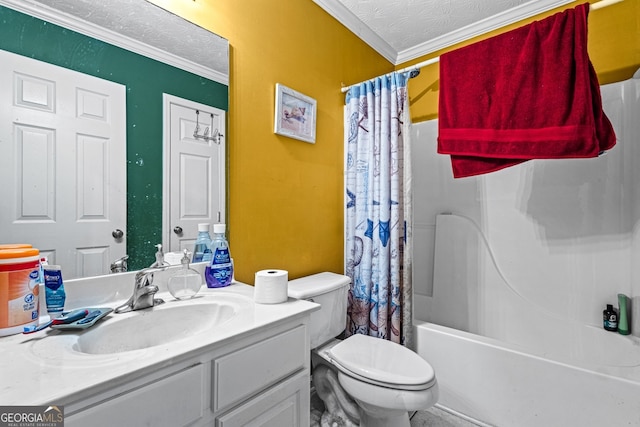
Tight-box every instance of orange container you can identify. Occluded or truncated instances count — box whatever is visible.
[0,244,32,250]
[0,248,40,336]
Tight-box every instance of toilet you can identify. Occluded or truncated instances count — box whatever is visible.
[288,272,438,427]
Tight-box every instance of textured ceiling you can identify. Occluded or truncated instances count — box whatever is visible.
[341,0,532,52]
[315,0,574,63]
[0,0,228,82]
[4,1,596,75]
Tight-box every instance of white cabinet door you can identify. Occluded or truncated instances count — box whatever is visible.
[213,325,307,411]
[216,372,310,427]
[0,50,126,279]
[66,364,205,427]
[56,316,310,427]
[163,94,226,253]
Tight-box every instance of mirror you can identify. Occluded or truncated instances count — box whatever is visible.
[0,0,229,278]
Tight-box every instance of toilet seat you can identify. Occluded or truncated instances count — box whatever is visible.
[327,334,436,391]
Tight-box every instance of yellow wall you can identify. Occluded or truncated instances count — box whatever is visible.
[398,0,640,122]
[152,0,639,284]
[149,0,393,283]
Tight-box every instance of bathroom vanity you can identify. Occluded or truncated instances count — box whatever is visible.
[0,272,318,427]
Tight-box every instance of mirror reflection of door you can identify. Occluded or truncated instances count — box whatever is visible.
[163,94,226,255]
[0,50,126,278]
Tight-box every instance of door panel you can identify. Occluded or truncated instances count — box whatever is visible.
[163,95,225,253]
[0,50,126,279]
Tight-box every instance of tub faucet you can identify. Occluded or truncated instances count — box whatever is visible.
[114,266,167,313]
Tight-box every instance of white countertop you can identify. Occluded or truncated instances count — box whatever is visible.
[0,275,318,406]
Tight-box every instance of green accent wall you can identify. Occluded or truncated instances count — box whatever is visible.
[0,6,228,270]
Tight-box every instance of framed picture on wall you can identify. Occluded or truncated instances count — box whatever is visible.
[274,83,317,144]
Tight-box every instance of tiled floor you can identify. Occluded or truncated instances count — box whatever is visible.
[410,407,481,427]
[311,384,481,427]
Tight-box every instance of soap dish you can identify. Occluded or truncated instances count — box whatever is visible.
[50,307,113,330]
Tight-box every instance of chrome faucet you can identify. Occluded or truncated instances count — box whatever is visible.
[110,255,129,273]
[114,266,167,313]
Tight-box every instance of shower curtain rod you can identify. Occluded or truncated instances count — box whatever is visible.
[340,0,623,93]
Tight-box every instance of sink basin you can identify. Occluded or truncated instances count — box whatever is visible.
[73,300,237,354]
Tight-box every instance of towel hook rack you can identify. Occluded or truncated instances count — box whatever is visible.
[193,109,224,144]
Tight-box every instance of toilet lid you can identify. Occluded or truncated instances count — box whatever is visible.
[287,272,350,299]
[328,334,435,389]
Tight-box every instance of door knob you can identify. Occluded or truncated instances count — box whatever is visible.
[112,229,124,239]
[173,226,183,235]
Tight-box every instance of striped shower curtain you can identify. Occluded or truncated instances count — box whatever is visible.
[344,72,413,346]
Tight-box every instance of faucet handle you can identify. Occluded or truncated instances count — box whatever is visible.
[135,265,169,286]
[110,255,129,273]
[115,265,169,314]
[135,271,153,288]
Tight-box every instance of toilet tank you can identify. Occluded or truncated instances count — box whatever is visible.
[288,272,351,349]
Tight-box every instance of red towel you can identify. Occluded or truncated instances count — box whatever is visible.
[437,3,616,178]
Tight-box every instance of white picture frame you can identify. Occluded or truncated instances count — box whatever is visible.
[274,83,317,144]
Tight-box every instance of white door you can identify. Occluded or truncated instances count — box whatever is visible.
[163,94,226,254]
[0,50,127,279]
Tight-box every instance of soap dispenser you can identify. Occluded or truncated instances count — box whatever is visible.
[150,244,169,268]
[168,249,202,300]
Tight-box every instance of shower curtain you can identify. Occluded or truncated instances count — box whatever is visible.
[344,72,413,346]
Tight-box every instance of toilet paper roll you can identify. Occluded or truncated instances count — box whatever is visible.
[254,269,288,304]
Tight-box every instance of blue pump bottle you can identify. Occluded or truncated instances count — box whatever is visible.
[192,223,213,263]
[204,224,233,288]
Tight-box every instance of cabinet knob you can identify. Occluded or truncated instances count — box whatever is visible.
[173,226,183,235]
[112,229,124,239]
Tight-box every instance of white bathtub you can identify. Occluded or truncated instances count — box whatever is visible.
[415,321,640,427]
[413,214,640,427]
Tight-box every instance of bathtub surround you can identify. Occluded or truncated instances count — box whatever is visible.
[412,214,640,426]
[633,296,640,338]
[431,213,640,375]
[411,71,640,426]
[344,72,413,344]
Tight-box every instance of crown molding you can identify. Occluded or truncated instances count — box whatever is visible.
[0,0,228,85]
[396,0,573,64]
[314,0,574,66]
[313,0,397,63]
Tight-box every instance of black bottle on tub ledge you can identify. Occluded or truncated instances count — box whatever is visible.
[603,304,618,332]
